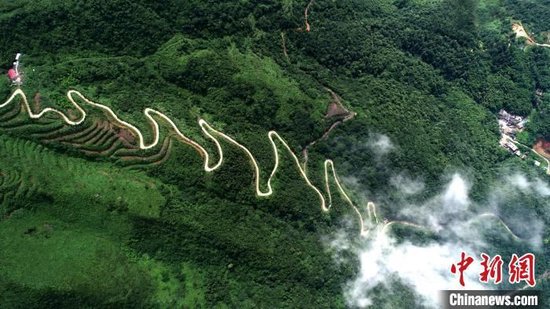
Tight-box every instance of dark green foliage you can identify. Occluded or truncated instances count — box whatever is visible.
[0,0,171,62]
[0,0,549,307]
[503,0,550,33]
[529,96,550,139]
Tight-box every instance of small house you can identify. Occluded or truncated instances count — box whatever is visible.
[7,68,17,81]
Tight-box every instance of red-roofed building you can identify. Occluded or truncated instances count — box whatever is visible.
[7,68,17,80]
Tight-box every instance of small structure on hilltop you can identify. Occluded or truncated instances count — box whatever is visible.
[7,68,17,81]
[6,53,22,86]
[498,109,526,138]
[498,109,529,158]
[498,109,524,125]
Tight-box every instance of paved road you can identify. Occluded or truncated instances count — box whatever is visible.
[1,88,373,235]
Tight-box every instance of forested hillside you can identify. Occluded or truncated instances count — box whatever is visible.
[0,0,548,307]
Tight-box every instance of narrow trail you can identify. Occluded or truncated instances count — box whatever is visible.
[304,0,315,32]
[0,88,526,241]
[302,87,356,169]
[280,32,289,61]
[475,213,522,241]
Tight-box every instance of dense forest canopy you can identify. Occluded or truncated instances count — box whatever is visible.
[0,0,548,307]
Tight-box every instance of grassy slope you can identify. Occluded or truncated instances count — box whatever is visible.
[0,133,176,307]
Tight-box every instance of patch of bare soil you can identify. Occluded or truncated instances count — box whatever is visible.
[512,23,536,44]
[304,0,315,32]
[302,88,356,167]
[534,138,550,160]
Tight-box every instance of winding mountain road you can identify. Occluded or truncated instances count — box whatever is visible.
[0,88,526,240]
[1,88,375,235]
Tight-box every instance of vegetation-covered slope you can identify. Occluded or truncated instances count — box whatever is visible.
[0,0,549,307]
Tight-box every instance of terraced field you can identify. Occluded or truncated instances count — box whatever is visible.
[0,90,174,170]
